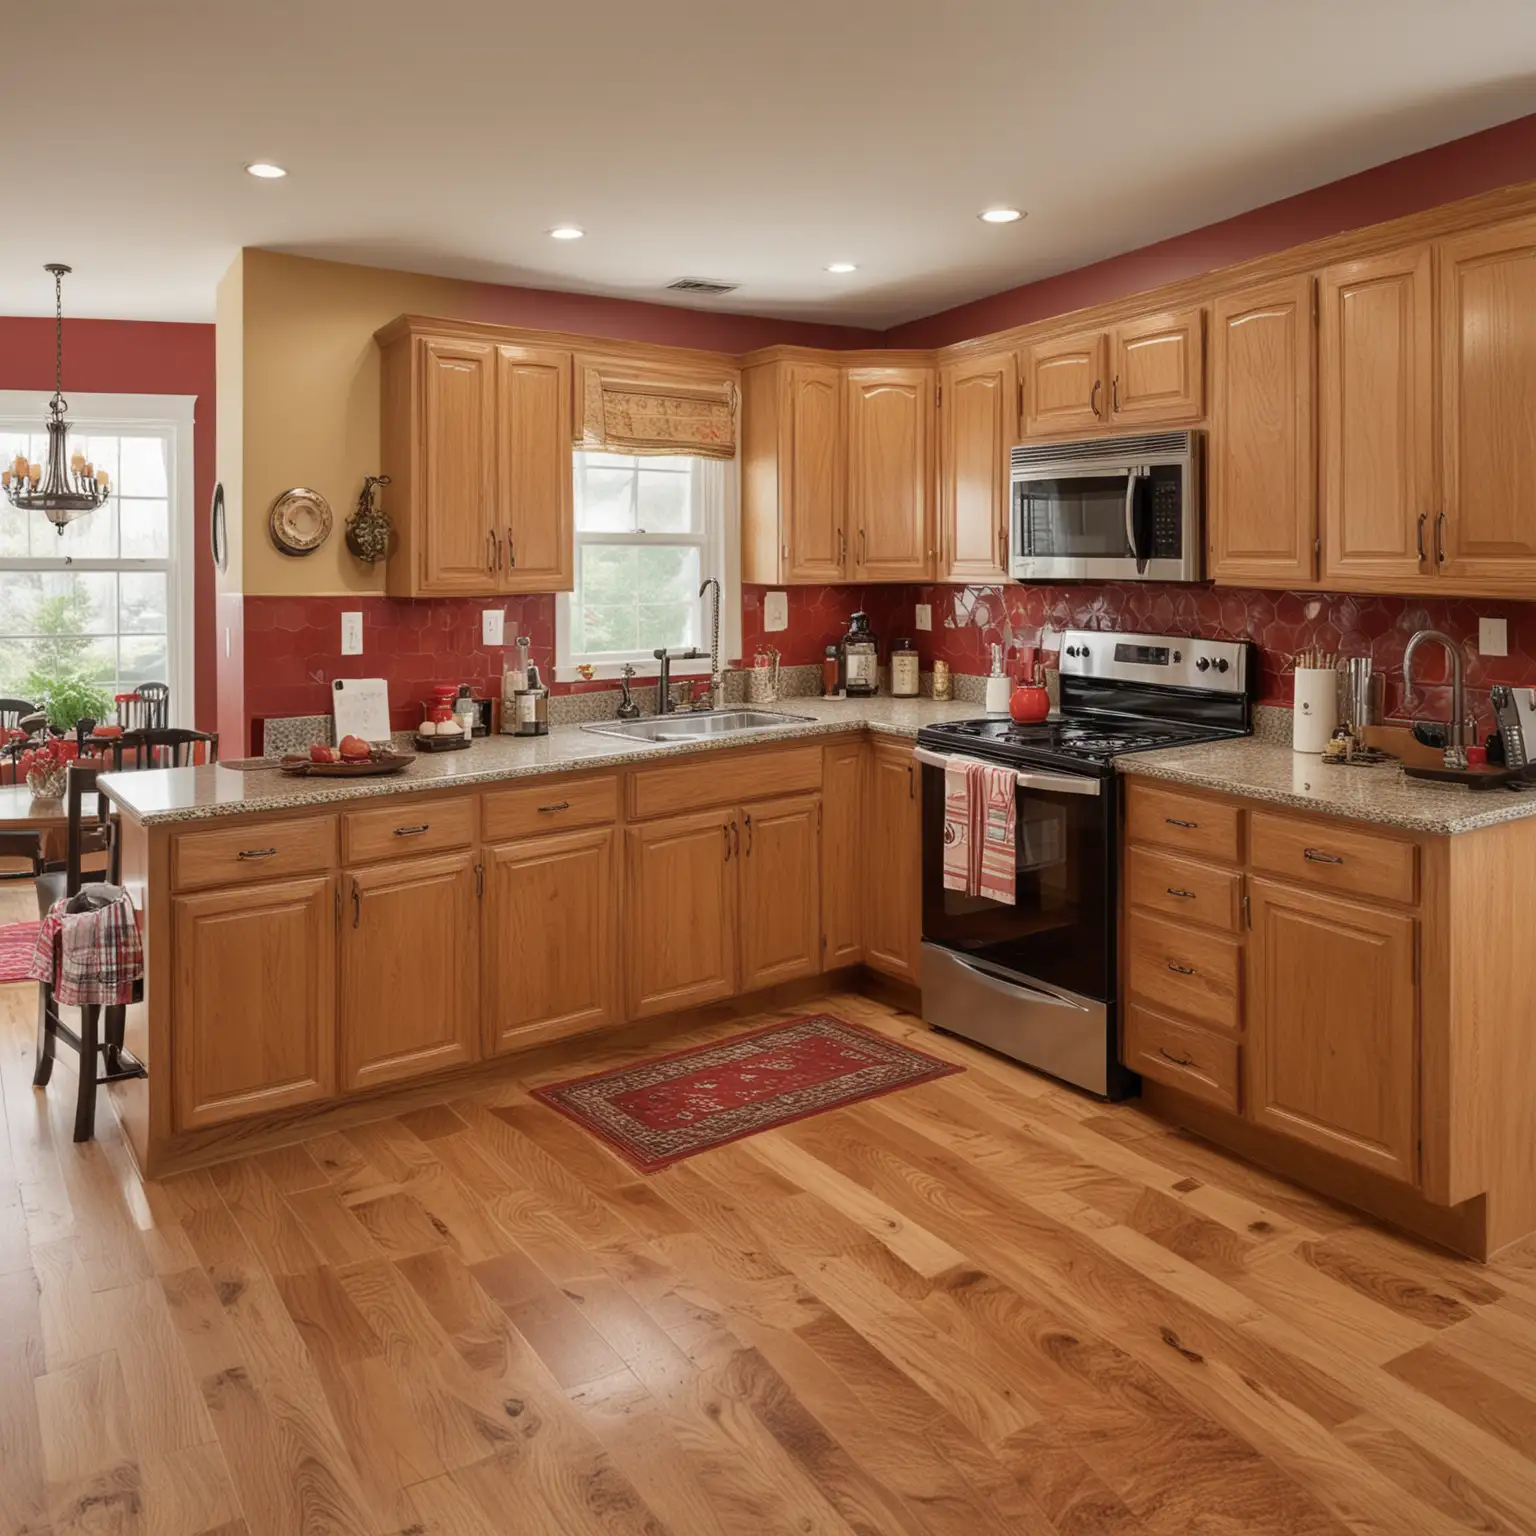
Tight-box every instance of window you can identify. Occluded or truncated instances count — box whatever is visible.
[556,449,739,678]
[0,392,195,723]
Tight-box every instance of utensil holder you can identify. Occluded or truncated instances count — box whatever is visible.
[1293,668,1339,754]
[746,669,777,705]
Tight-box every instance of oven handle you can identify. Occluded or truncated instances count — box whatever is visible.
[939,951,1094,1013]
[913,746,1101,798]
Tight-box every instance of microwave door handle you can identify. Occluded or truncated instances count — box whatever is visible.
[1124,465,1145,572]
[913,746,1101,798]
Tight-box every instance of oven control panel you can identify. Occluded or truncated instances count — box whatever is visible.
[1057,629,1249,694]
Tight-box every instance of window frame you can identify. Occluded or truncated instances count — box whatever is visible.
[0,390,196,725]
[555,450,741,681]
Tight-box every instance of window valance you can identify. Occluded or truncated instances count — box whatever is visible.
[578,360,738,459]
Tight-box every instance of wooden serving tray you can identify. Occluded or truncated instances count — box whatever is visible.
[279,752,416,777]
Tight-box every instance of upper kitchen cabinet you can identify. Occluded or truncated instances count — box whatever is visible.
[741,359,847,583]
[1023,328,1108,436]
[1208,276,1316,586]
[1319,247,1435,589]
[846,365,936,581]
[1437,214,1536,592]
[378,318,575,598]
[1109,309,1204,425]
[938,350,1017,582]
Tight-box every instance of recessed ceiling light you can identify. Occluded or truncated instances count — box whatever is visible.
[245,162,287,179]
[979,207,1024,224]
[549,226,585,241]
[826,262,858,274]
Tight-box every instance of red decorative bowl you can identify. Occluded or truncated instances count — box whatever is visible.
[1009,685,1050,723]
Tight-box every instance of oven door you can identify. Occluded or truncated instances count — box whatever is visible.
[917,751,1114,1004]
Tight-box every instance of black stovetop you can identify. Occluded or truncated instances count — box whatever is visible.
[917,712,1240,774]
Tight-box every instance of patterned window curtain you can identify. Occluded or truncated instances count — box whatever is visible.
[578,362,738,460]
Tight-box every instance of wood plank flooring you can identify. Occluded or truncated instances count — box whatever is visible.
[3,886,1536,1533]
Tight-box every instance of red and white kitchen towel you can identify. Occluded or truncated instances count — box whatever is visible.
[941,759,1017,905]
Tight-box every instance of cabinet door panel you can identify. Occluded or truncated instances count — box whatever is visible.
[497,345,574,593]
[420,337,497,594]
[1248,878,1417,1182]
[1024,330,1107,436]
[173,876,335,1130]
[1209,277,1316,586]
[484,828,617,1055]
[865,742,921,983]
[787,365,846,581]
[1110,309,1204,425]
[940,352,1015,581]
[625,809,737,1017]
[821,741,866,969]
[847,368,934,581]
[1438,215,1536,587]
[739,794,821,991]
[1320,248,1434,587]
[341,852,479,1092]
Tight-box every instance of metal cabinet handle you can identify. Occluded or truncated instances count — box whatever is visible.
[1164,817,1198,829]
[486,530,495,573]
[538,800,570,814]
[859,528,867,565]
[1112,375,1121,413]
[1158,1046,1194,1067]
[351,881,361,928]
[1436,510,1447,566]
[908,763,916,800]
[393,824,429,837]
[1165,887,1196,899]
[731,820,740,859]
[838,528,847,564]
[722,822,730,861]
[506,525,515,569]
[743,813,753,856]
[237,847,277,860]
[1416,512,1427,563]
[1303,848,1344,865]
[1167,961,1196,976]
[1090,379,1103,418]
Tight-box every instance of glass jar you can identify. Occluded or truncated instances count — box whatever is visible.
[890,638,919,697]
[823,645,841,697]
[841,611,879,698]
[932,660,952,701]
[513,663,549,737]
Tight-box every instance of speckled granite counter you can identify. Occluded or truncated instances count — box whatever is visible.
[1119,737,1536,835]
[100,695,981,826]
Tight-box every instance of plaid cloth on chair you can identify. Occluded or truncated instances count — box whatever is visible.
[28,885,143,1006]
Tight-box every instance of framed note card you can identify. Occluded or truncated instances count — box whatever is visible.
[332,678,391,744]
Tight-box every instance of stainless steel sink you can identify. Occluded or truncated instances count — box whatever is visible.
[583,709,815,743]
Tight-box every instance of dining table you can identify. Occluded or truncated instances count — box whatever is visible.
[0,783,108,830]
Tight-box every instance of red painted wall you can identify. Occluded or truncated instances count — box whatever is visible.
[887,111,1536,349]
[0,316,216,730]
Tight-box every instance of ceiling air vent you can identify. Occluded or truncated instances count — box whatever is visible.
[666,277,739,296]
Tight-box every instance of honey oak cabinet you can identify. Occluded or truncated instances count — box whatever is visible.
[1109,308,1204,425]
[1247,877,1417,1183]
[846,366,936,581]
[820,740,867,969]
[495,344,574,593]
[938,351,1016,581]
[1319,247,1435,588]
[483,827,618,1055]
[864,740,922,983]
[1023,328,1108,436]
[172,875,336,1131]
[1209,276,1317,586]
[738,794,822,991]
[340,852,480,1093]
[741,361,847,583]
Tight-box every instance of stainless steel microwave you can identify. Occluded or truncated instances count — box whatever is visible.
[1009,429,1203,582]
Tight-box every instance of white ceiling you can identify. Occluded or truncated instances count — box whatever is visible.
[4,0,1536,330]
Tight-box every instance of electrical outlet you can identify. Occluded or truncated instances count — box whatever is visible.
[915,603,932,632]
[482,609,505,645]
[764,591,789,632]
[340,612,363,656]
[1479,617,1508,657]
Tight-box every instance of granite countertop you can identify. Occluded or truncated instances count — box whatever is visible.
[1118,737,1536,836]
[99,694,981,826]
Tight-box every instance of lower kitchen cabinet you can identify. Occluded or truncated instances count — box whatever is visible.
[1246,876,1417,1183]
[340,851,480,1092]
[625,807,739,1018]
[172,875,336,1130]
[820,740,866,968]
[865,740,922,983]
[482,826,618,1054]
[739,793,822,991]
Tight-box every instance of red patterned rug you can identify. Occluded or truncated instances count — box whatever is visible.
[0,922,40,985]
[531,1014,962,1172]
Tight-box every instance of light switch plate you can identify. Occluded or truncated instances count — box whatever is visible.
[340,612,363,656]
[764,591,789,632]
[1480,617,1508,657]
[482,609,505,646]
[915,603,932,632]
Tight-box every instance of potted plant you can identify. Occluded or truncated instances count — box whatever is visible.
[26,673,112,735]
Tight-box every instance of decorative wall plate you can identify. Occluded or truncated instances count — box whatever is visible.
[269,487,332,556]
[210,483,228,572]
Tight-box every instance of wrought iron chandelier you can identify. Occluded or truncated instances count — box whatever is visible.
[2,264,110,533]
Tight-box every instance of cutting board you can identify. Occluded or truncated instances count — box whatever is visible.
[332,678,392,744]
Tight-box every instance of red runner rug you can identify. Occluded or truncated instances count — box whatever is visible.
[531,1014,962,1173]
[0,922,40,985]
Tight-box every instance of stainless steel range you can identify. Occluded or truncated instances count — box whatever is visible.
[915,628,1252,1097]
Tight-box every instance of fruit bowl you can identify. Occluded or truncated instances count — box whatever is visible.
[279,750,416,778]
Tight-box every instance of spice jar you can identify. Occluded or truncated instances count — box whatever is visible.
[932,660,952,701]
[890,638,919,697]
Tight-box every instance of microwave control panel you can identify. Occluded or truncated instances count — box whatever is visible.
[1147,468,1183,557]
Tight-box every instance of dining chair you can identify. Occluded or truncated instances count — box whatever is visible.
[132,682,171,729]
[0,697,46,875]
[32,765,145,1142]
[114,728,218,770]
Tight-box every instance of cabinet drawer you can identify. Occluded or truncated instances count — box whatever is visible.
[1126,781,1241,864]
[1125,1003,1239,1112]
[482,774,618,841]
[1125,845,1242,932]
[1249,811,1417,906]
[173,815,336,892]
[1127,910,1241,1032]
[342,796,475,864]
[628,744,821,820]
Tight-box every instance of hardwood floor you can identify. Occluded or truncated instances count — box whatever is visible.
[3,885,1536,1534]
